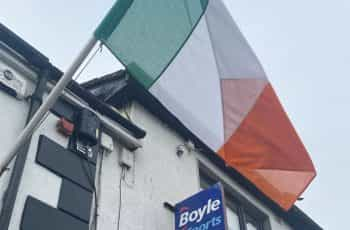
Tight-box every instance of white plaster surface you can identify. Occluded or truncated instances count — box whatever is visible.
[8,114,65,230]
[96,102,293,230]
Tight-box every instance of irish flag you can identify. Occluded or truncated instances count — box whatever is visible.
[95,0,316,210]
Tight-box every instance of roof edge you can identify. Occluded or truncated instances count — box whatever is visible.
[82,72,322,230]
[0,23,146,139]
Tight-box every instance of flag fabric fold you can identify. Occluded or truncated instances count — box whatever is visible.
[95,0,209,88]
[95,0,316,210]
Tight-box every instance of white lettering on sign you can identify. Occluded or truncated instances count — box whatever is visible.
[179,199,221,227]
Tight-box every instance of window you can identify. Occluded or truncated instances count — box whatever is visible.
[226,204,240,230]
[246,214,260,230]
[200,168,271,230]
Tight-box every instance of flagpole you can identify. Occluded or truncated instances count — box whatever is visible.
[0,36,98,176]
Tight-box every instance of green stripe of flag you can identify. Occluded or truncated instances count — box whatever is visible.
[95,0,209,89]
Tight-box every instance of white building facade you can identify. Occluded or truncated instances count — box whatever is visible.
[0,23,321,230]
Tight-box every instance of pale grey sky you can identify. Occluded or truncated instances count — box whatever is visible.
[2,1,349,229]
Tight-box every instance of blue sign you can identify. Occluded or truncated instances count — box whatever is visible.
[175,183,227,230]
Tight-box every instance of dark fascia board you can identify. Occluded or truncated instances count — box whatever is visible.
[67,80,146,139]
[0,23,145,139]
[283,206,322,230]
[1,23,320,229]
[0,23,49,70]
[85,73,322,230]
[81,70,126,90]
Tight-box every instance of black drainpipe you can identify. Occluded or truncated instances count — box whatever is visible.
[0,67,51,229]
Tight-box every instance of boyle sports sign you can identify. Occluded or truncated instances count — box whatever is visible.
[175,183,227,230]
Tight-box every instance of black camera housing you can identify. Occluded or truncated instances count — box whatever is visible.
[75,109,100,146]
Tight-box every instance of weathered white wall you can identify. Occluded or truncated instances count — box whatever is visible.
[8,114,64,230]
[0,44,294,230]
[97,102,293,230]
[97,102,201,230]
[0,46,64,230]
[0,47,35,213]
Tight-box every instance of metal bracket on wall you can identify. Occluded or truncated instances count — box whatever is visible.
[163,202,175,213]
[0,68,27,99]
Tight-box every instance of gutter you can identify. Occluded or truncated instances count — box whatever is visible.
[0,23,48,70]
[48,82,143,150]
[0,23,146,230]
[0,23,146,142]
[95,74,323,230]
[66,80,146,139]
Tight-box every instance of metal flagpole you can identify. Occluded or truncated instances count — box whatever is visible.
[0,36,98,176]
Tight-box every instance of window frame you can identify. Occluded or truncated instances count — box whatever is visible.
[199,164,271,230]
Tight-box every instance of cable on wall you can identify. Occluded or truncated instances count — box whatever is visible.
[73,44,103,81]
[0,44,103,174]
[79,155,98,230]
[117,166,127,230]
[92,149,104,230]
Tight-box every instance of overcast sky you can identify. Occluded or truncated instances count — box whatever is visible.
[2,0,349,229]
